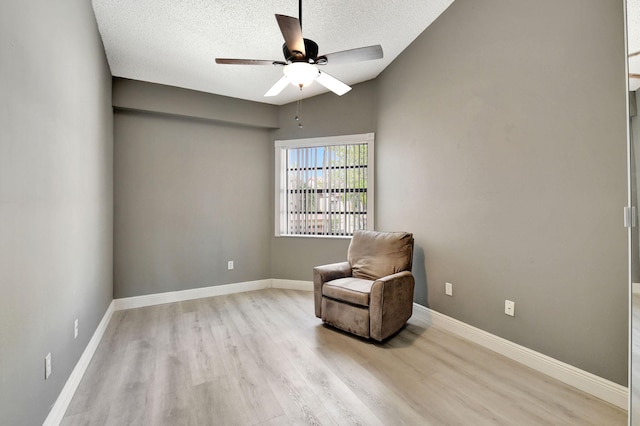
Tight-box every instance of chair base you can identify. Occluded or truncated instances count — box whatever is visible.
[321,297,370,339]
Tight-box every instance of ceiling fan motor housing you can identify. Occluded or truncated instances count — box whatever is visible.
[283,38,319,62]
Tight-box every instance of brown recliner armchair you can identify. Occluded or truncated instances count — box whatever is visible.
[313,230,415,341]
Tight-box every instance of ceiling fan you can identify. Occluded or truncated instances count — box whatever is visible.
[215,1,383,98]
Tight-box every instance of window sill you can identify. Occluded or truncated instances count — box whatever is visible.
[275,234,352,240]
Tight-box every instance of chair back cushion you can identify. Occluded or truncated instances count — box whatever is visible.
[348,230,414,280]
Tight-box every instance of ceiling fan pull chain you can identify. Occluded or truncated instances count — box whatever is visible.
[295,98,303,128]
[299,0,302,29]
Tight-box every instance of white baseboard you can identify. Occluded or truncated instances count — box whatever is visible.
[272,279,314,291]
[113,279,273,310]
[412,303,628,410]
[43,300,115,426]
[113,279,313,311]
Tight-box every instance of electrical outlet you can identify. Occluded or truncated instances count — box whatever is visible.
[227,260,234,270]
[505,300,515,317]
[445,282,453,296]
[74,318,79,339]
[45,353,52,379]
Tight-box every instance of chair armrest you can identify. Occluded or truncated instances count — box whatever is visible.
[373,270,414,286]
[314,261,352,283]
[313,261,352,317]
[369,271,415,341]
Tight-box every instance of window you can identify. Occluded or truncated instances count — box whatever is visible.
[275,133,374,237]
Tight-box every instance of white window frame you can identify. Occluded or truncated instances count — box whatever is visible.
[274,133,375,238]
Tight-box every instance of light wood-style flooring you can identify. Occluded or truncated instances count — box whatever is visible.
[62,289,626,425]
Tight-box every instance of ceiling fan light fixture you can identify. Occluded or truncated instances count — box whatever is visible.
[283,62,318,88]
[217,11,382,98]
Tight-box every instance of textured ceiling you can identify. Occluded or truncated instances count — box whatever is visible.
[629,0,640,91]
[92,1,640,103]
[91,0,454,105]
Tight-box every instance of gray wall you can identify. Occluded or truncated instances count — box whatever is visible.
[0,0,113,424]
[271,0,629,385]
[377,0,628,385]
[113,80,276,298]
[113,78,279,129]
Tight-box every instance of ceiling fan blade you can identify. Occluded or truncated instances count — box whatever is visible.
[276,14,306,59]
[265,75,290,97]
[318,45,383,65]
[629,51,640,58]
[631,74,640,79]
[315,71,351,96]
[216,58,286,66]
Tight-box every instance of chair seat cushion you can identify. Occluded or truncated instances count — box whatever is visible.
[322,277,374,307]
